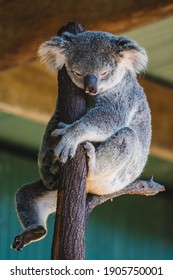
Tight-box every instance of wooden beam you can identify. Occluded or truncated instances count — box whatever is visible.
[0,62,173,161]
[0,63,56,122]
[0,0,173,70]
[139,77,173,162]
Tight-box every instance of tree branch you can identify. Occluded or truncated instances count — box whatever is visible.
[86,178,165,218]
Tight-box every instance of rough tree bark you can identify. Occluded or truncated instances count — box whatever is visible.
[51,23,87,260]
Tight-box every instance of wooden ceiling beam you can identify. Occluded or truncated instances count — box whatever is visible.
[139,78,173,162]
[0,0,173,70]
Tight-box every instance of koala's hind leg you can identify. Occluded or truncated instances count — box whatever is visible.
[12,179,57,251]
[87,127,140,194]
[95,127,137,173]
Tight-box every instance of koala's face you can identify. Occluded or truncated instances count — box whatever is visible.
[38,31,147,95]
[64,33,120,95]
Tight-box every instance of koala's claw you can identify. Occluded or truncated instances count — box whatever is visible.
[54,148,75,164]
[84,142,95,158]
[54,141,78,164]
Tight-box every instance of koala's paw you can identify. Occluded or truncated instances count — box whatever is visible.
[54,135,78,164]
[12,225,46,251]
[51,122,70,137]
[84,142,95,158]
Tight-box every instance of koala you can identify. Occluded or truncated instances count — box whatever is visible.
[12,30,151,251]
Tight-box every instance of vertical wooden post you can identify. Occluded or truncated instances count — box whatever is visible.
[51,22,87,260]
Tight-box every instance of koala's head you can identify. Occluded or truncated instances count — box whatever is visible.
[38,31,147,95]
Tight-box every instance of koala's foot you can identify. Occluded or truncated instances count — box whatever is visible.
[42,174,59,190]
[84,142,95,158]
[40,163,60,190]
[12,225,46,251]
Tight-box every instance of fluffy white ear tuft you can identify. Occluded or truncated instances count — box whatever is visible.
[38,38,66,72]
[120,47,148,75]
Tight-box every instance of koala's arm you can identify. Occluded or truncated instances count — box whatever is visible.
[74,106,122,140]
[53,104,125,163]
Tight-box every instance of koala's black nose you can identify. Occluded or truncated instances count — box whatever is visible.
[84,75,98,95]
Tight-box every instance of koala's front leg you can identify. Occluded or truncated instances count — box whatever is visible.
[53,124,96,176]
[52,107,120,163]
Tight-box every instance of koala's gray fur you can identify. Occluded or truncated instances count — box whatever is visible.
[12,31,151,250]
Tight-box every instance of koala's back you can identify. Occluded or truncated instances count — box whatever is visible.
[124,73,151,153]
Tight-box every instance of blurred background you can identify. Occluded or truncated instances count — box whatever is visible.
[0,0,173,260]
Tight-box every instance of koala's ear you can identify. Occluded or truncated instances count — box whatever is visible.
[38,35,70,72]
[114,37,148,75]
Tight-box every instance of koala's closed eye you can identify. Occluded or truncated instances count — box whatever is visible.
[72,70,82,78]
[100,70,110,79]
